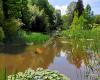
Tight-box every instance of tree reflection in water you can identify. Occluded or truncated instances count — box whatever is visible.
[0,38,99,80]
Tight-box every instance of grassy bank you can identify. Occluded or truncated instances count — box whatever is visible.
[0,30,49,45]
[19,31,49,44]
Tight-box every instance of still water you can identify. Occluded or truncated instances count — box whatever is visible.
[0,38,100,80]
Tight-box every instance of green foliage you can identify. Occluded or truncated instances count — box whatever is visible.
[0,68,7,80]
[70,4,94,31]
[3,19,22,42]
[21,0,31,27]
[0,0,4,24]
[82,4,94,29]
[0,27,5,42]
[8,68,69,80]
[0,0,50,43]
[18,30,49,44]
[16,0,50,33]
[61,27,100,41]
[78,15,86,29]
[32,0,55,30]
[67,1,76,15]
[6,0,22,18]
[70,12,81,32]
[62,15,70,29]
[55,10,63,29]
[1,0,51,33]
[94,15,100,24]
[1,0,56,36]
[67,1,77,26]
[75,0,84,17]
[29,5,49,32]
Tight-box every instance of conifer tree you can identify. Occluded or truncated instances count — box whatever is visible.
[75,0,84,17]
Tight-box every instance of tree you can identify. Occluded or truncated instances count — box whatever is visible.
[67,1,77,26]
[33,0,55,30]
[3,19,22,42]
[83,4,94,29]
[54,9,63,29]
[94,15,100,25]
[70,12,80,31]
[78,15,86,29]
[0,27,5,42]
[6,0,22,18]
[75,0,84,17]
[29,5,49,32]
[67,1,77,15]
[0,0,4,25]
[62,15,69,29]
[21,0,55,32]
[2,0,9,19]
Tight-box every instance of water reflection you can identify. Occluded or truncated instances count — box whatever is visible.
[0,44,26,54]
[0,38,99,80]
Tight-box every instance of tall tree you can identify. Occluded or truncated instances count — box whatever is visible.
[83,4,94,29]
[30,5,49,32]
[32,0,55,30]
[62,15,69,29]
[67,1,77,26]
[2,0,9,19]
[94,15,100,24]
[70,12,80,31]
[6,0,22,18]
[0,0,4,25]
[67,1,77,15]
[54,9,63,29]
[75,0,84,17]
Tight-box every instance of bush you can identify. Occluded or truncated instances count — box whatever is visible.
[3,19,22,42]
[21,5,49,33]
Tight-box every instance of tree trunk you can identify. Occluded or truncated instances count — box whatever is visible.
[2,0,9,19]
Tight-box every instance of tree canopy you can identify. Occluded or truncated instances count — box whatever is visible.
[75,0,84,17]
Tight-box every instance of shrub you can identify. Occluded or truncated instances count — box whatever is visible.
[21,4,49,33]
[3,18,22,42]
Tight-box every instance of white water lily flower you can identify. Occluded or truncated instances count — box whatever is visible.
[17,72,23,77]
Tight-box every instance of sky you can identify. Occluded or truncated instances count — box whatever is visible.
[48,0,100,15]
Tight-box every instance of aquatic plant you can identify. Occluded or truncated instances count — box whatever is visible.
[8,68,69,80]
[0,68,7,80]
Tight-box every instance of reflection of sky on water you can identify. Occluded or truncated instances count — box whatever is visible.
[0,38,99,80]
[49,50,90,80]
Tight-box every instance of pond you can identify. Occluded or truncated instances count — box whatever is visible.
[0,38,100,80]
